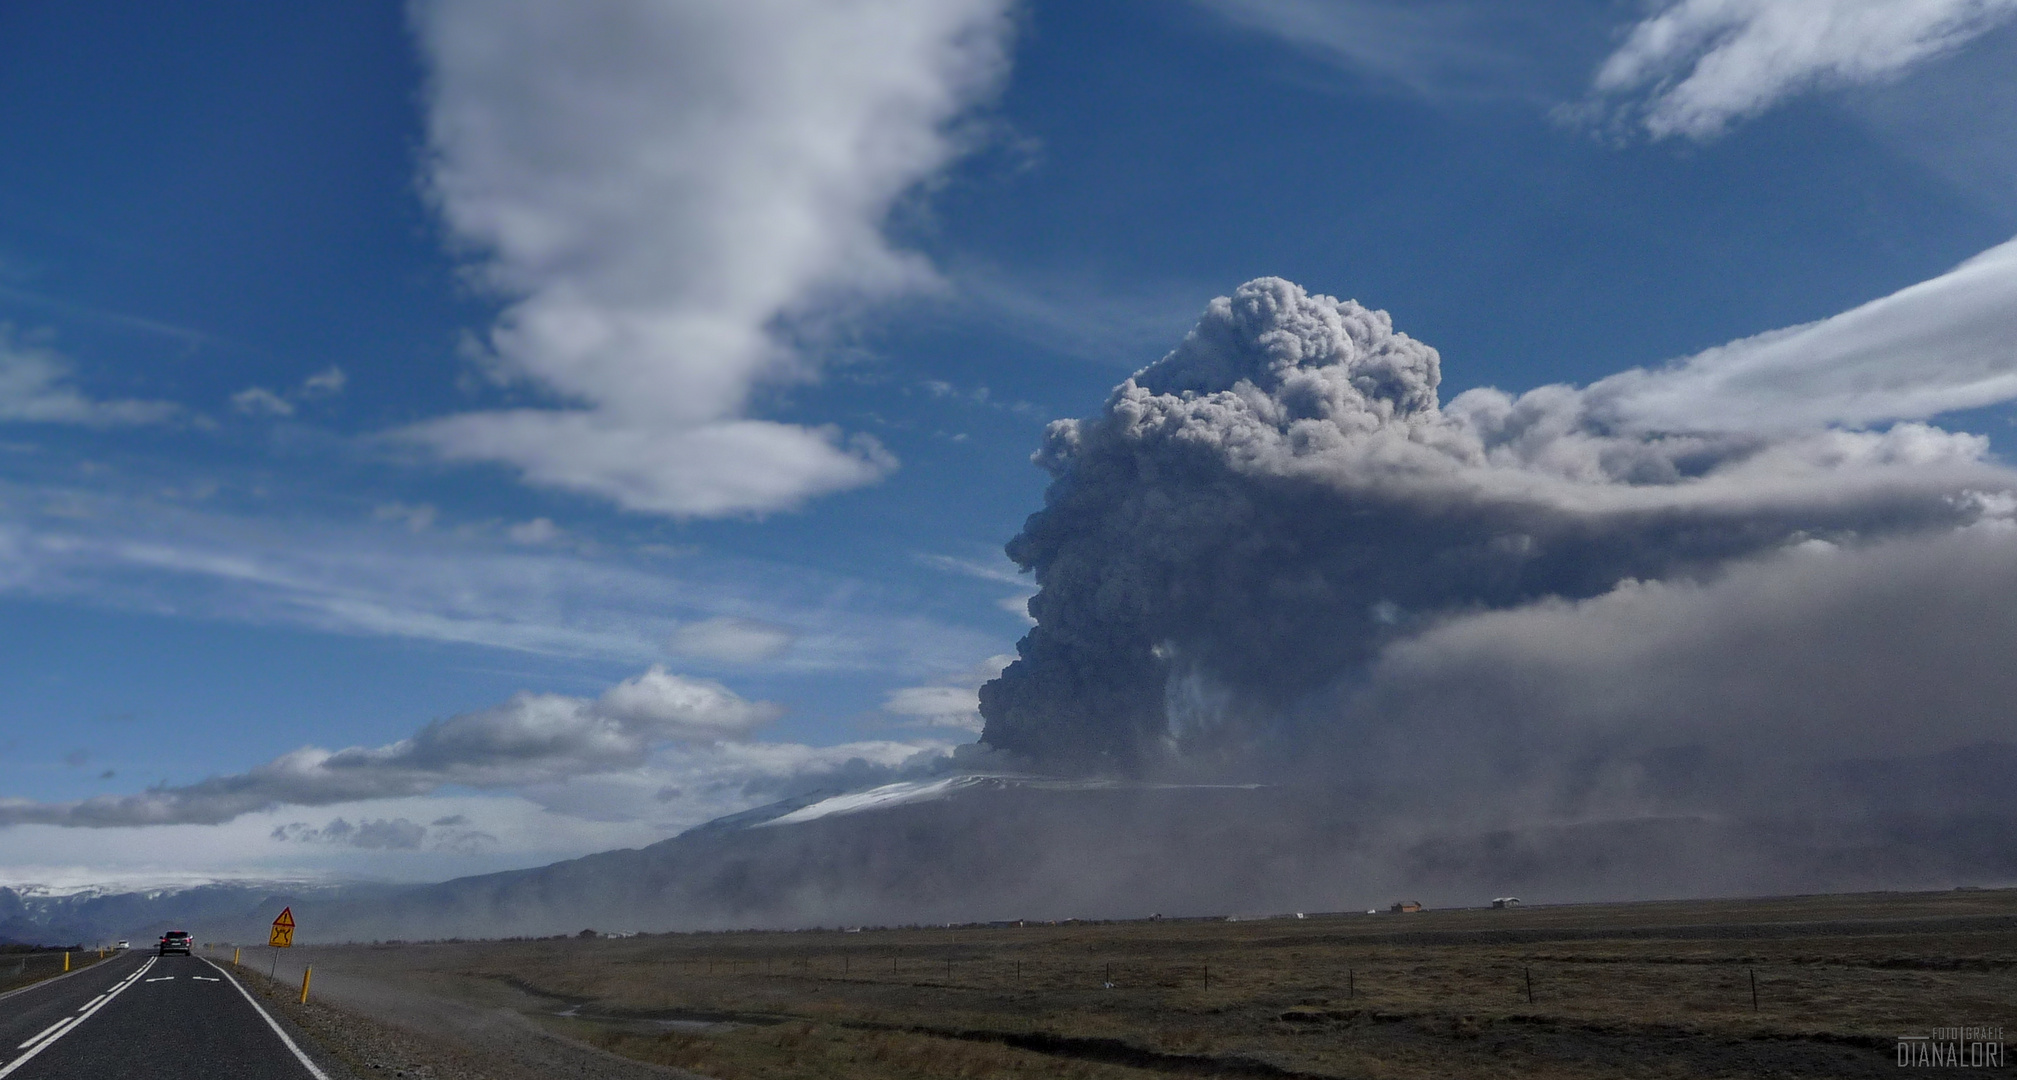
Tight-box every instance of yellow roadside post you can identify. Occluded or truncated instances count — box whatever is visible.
[63,952,69,972]
[234,947,241,966]
[300,966,312,1004]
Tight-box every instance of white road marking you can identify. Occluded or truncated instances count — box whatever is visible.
[144,976,175,982]
[190,976,221,982]
[0,955,154,1077]
[77,994,106,1012]
[201,959,330,1080]
[14,1018,76,1053]
[15,1019,70,1051]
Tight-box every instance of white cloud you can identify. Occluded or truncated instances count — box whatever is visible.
[666,616,799,664]
[0,327,177,426]
[0,664,781,828]
[372,501,438,532]
[0,731,947,889]
[1571,235,2017,432]
[504,516,561,544]
[230,386,295,416]
[301,366,347,397]
[402,0,1014,517]
[594,664,780,740]
[1586,0,2017,139]
[232,367,347,417]
[0,725,959,889]
[412,411,895,518]
[882,654,1013,732]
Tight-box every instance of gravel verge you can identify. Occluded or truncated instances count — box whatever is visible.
[231,959,710,1080]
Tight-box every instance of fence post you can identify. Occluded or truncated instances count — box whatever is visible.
[1749,968,1758,1012]
[1524,967,1534,1004]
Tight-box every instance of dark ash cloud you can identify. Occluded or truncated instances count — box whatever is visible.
[980,277,2013,773]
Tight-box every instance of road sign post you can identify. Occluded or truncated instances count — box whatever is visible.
[269,907,295,948]
[269,907,295,979]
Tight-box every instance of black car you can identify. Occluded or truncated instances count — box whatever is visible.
[158,931,192,956]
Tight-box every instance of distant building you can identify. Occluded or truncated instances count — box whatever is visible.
[1389,901,1423,913]
[1491,897,1521,909]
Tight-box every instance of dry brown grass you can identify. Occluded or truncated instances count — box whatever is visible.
[302,888,2017,1079]
[0,948,112,996]
[586,1021,1170,1080]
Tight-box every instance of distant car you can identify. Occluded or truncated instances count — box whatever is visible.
[114,939,129,950]
[158,931,192,956]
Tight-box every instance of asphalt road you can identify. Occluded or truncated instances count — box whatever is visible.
[0,951,339,1079]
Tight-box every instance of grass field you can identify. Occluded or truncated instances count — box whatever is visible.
[0,946,110,997]
[292,888,2017,1078]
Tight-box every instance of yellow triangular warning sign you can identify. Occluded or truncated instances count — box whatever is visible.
[269,906,296,947]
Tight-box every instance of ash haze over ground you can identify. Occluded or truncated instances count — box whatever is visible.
[5,0,2017,927]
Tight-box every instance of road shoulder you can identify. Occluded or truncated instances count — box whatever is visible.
[216,963,360,1080]
[228,961,704,1080]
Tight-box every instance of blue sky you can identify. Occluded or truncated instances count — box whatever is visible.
[3,0,2016,889]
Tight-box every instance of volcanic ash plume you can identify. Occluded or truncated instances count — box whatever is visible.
[979,277,2012,783]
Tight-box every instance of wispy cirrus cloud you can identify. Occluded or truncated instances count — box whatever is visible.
[1197,0,1525,97]
[919,552,1037,620]
[0,479,1003,676]
[0,327,178,427]
[665,616,800,665]
[401,0,1016,517]
[1579,235,2017,432]
[1579,0,2017,139]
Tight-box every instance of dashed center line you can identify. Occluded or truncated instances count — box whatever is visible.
[144,976,175,982]
[191,976,221,982]
[0,955,155,1077]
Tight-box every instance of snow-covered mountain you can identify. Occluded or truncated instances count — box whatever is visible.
[11,752,2017,945]
[0,878,390,947]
